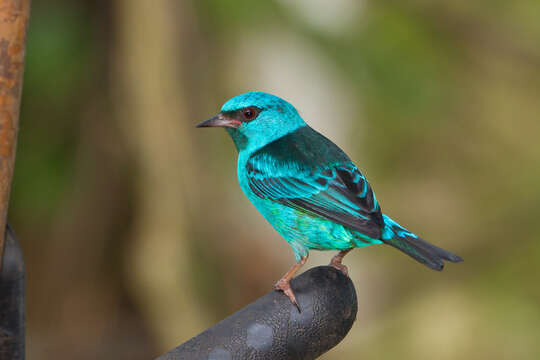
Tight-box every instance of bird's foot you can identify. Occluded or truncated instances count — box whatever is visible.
[274,278,301,312]
[329,249,352,276]
[329,257,349,276]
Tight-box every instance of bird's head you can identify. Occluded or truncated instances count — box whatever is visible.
[197,92,306,152]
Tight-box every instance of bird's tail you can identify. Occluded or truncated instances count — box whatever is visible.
[381,214,463,271]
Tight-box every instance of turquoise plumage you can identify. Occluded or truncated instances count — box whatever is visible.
[198,92,462,307]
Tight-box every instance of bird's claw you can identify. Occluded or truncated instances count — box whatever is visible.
[274,279,301,312]
[329,258,349,276]
[329,249,352,276]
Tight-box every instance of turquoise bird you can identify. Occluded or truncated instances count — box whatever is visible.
[198,92,462,307]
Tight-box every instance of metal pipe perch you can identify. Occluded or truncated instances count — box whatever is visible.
[0,0,31,267]
[0,1,30,359]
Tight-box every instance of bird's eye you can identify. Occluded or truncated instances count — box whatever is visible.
[242,107,260,121]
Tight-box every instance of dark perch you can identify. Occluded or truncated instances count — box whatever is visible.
[157,266,358,360]
[0,225,25,360]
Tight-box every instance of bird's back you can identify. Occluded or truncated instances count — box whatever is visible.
[236,125,388,258]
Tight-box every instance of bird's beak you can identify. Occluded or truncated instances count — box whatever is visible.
[196,113,241,129]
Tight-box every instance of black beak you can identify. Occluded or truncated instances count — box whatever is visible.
[197,113,241,129]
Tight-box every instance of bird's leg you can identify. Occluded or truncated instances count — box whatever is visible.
[330,249,353,276]
[274,254,309,311]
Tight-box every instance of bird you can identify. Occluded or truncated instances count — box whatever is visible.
[197,92,463,308]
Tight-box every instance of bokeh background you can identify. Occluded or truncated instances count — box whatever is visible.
[9,0,540,359]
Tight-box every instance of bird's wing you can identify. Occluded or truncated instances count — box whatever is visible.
[246,126,384,239]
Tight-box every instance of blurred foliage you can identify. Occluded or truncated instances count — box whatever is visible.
[7,0,540,359]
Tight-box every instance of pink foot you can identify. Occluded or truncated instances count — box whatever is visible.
[329,258,349,276]
[274,278,301,312]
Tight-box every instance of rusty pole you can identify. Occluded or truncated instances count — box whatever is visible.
[0,0,30,267]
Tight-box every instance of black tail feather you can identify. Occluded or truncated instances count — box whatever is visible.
[383,235,463,271]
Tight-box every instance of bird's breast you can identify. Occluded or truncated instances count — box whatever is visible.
[237,152,285,226]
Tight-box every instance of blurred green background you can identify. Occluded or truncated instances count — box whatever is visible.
[9,0,540,359]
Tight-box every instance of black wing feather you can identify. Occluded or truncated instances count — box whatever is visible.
[246,126,384,239]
